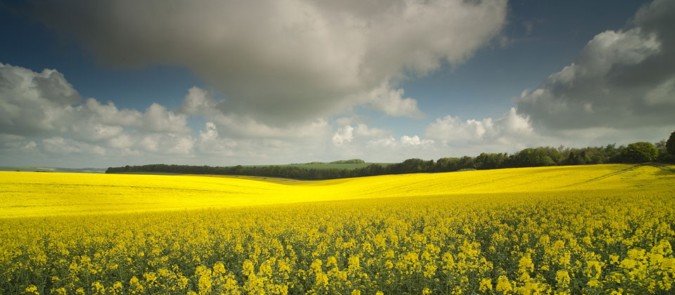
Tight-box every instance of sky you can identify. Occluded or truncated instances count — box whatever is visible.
[0,0,674,168]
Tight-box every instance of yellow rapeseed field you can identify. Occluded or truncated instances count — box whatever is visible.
[0,164,673,294]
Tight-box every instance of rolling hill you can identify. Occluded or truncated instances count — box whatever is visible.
[1,164,671,218]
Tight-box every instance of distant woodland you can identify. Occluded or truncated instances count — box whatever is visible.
[107,133,675,180]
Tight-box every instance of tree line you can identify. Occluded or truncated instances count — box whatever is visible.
[106,132,675,180]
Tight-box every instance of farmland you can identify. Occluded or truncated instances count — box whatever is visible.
[1,164,674,294]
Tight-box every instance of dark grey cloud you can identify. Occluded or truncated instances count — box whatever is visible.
[517,0,675,131]
[25,0,507,125]
[611,0,675,87]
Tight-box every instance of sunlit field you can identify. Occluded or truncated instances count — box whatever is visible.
[1,164,674,294]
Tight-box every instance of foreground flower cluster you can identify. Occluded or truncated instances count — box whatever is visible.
[1,190,673,294]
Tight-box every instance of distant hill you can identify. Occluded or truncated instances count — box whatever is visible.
[283,159,377,170]
[329,159,366,164]
[0,166,106,173]
[106,138,674,180]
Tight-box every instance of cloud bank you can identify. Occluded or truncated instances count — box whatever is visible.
[0,63,441,166]
[0,63,194,161]
[27,0,507,124]
[517,0,675,131]
[2,0,674,168]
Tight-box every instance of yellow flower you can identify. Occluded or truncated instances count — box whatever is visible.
[311,259,323,273]
[92,281,106,294]
[348,255,361,272]
[129,276,144,293]
[587,279,600,288]
[620,258,637,269]
[24,285,39,295]
[555,270,571,287]
[479,278,493,292]
[112,281,123,292]
[143,272,157,284]
[315,272,328,287]
[518,254,535,274]
[584,260,602,279]
[496,275,513,293]
[199,275,213,294]
[242,259,255,277]
[213,261,226,275]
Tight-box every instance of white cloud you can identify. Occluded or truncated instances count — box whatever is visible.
[332,126,354,145]
[197,122,237,155]
[169,136,195,155]
[364,134,434,149]
[354,124,386,138]
[426,116,493,144]
[0,63,79,135]
[30,0,507,124]
[42,137,105,156]
[0,63,195,162]
[425,108,535,150]
[181,87,216,116]
[358,134,438,162]
[400,135,434,146]
[329,120,438,161]
[367,83,424,118]
[517,0,675,131]
[331,121,388,147]
[425,108,540,156]
[83,99,142,127]
[107,134,133,150]
[199,122,219,142]
[501,107,534,135]
[143,103,190,134]
[367,136,398,149]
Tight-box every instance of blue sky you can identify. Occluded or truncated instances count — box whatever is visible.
[0,0,673,167]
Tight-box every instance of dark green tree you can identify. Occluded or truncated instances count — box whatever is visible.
[619,142,658,163]
[667,131,675,156]
[435,157,460,172]
[509,148,556,167]
[474,153,508,169]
